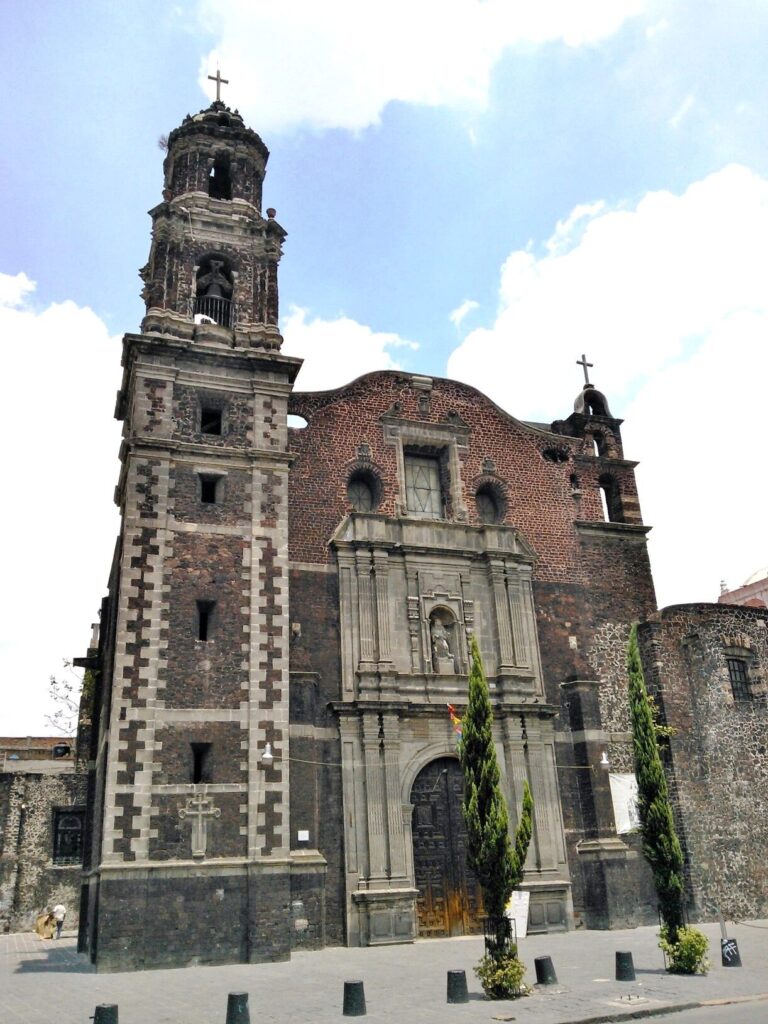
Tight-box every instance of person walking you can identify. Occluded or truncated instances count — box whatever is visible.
[52,903,66,939]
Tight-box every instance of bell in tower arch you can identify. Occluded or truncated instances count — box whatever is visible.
[195,256,235,328]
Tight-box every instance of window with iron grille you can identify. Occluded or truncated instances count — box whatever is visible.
[53,808,84,865]
[727,657,752,702]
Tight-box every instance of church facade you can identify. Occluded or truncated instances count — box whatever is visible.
[79,98,678,971]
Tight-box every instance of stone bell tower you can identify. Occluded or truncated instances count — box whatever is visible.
[80,90,311,970]
[140,93,284,347]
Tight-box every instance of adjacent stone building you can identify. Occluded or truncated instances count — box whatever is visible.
[78,96,763,971]
[638,604,768,921]
[0,738,86,933]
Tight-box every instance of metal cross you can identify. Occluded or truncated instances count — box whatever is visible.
[178,794,221,858]
[576,353,594,386]
[208,69,229,102]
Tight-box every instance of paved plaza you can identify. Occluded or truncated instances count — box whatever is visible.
[2,920,767,1024]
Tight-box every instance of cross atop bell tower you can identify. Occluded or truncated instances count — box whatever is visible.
[139,95,286,351]
[207,69,229,102]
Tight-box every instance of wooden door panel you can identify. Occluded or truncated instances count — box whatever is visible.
[411,758,483,938]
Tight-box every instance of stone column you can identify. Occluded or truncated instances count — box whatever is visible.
[489,560,515,670]
[561,679,630,929]
[523,717,558,870]
[382,713,406,880]
[362,714,389,882]
[372,551,393,665]
[506,571,527,667]
[356,550,376,667]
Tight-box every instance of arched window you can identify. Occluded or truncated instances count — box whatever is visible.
[208,152,232,200]
[347,469,380,512]
[53,808,84,865]
[475,483,504,524]
[598,473,624,523]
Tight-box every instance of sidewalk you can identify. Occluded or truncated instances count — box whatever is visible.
[2,920,767,1024]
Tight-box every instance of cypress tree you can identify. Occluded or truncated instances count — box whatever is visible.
[627,623,685,942]
[459,636,533,924]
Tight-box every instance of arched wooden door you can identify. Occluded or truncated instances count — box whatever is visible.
[410,757,483,937]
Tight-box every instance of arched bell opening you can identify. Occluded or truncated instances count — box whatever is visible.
[208,151,233,200]
[194,255,235,327]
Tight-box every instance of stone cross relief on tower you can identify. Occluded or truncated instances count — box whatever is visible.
[178,794,221,859]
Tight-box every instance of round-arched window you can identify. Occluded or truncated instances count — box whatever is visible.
[347,472,377,512]
[475,484,503,525]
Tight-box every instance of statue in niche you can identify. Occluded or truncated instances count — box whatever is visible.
[430,613,456,674]
[197,259,233,299]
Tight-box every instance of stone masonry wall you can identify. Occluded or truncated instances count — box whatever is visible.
[639,604,768,920]
[0,771,86,932]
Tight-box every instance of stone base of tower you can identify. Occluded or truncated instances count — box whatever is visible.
[80,854,327,972]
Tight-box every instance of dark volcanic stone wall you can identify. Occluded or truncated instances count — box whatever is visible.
[639,603,768,920]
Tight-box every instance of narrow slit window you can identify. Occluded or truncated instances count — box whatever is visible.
[191,742,212,784]
[201,407,222,435]
[197,600,215,641]
[200,474,220,504]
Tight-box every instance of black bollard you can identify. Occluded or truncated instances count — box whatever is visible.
[534,955,558,985]
[225,992,250,1024]
[721,938,742,967]
[615,951,636,981]
[343,980,367,1016]
[447,969,469,1003]
[92,1006,118,1024]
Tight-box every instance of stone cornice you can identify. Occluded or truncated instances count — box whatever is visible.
[574,520,652,540]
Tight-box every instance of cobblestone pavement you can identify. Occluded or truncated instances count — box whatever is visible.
[2,920,767,1024]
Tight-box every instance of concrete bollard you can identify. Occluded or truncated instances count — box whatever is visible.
[225,992,250,1024]
[343,980,367,1016]
[534,955,558,985]
[615,951,636,981]
[92,1006,118,1024]
[447,969,469,1003]
[721,938,742,967]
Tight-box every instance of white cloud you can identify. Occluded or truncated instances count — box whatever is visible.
[0,271,35,307]
[197,0,647,133]
[449,299,480,328]
[645,17,668,39]
[669,93,695,129]
[282,306,418,391]
[624,310,768,607]
[446,165,768,606]
[0,276,122,734]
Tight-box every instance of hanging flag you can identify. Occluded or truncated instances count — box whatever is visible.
[447,703,463,742]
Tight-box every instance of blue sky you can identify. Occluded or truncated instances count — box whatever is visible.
[2,0,767,732]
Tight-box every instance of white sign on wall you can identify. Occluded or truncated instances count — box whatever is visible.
[505,889,530,939]
[609,772,641,834]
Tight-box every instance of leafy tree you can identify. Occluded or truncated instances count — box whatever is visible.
[627,624,685,942]
[459,636,534,927]
[45,661,83,739]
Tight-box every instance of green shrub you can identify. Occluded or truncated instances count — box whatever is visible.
[474,950,529,999]
[659,925,710,974]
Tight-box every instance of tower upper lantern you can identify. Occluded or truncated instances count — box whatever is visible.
[139,96,286,351]
[162,101,269,209]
